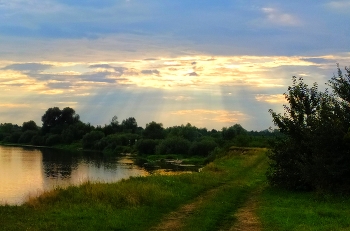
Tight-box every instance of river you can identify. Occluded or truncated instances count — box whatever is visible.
[0,145,150,205]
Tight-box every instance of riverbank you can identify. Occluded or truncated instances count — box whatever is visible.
[1,147,350,230]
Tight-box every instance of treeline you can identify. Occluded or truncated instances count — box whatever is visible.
[0,107,277,157]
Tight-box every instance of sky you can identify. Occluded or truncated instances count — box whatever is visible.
[0,0,350,131]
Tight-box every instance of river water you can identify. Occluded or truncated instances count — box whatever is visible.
[0,145,150,205]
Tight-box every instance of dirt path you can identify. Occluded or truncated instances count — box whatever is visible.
[149,187,221,231]
[149,185,262,231]
[228,191,261,231]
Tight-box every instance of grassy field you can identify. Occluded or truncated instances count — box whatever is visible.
[1,147,350,230]
[259,188,350,231]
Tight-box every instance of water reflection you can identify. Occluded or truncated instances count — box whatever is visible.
[0,146,149,205]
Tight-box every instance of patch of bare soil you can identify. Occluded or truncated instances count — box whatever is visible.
[149,187,221,231]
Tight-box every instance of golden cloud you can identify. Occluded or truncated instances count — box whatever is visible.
[171,109,247,123]
[255,94,286,104]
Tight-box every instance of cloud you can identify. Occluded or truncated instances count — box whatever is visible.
[261,7,301,26]
[163,96,193,101]
[54,0,116,8]
[171,109,248,124]
[327,0,350,10]
[89,64,128,76]
[0,103,30,108]
[255,94,286,104]
[2,63,53,73]
[188,72,198,76]
[141,69,160,75]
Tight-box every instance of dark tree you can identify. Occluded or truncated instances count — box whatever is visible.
[41,107,80,134]
[121,117,137,133]
[22,120,38,132]
[143,121,165,139]
[222,124,247,140]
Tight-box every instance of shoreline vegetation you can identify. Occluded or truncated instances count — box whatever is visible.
[1,147,350,230]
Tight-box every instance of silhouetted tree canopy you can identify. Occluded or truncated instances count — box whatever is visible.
[22,120,38,132]
[268,66,350,192]
[143,121,165,139]
[41,107,80,133]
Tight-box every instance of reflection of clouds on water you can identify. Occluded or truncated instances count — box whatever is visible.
[0,146,44,205]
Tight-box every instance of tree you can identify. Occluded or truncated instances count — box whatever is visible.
[222,124,247,140]
[121,117,137,133]
[155,136,191,155]
[41,107,80,134]
[268,69,350,192]
[22,120,38,132]
[143,121,165,139]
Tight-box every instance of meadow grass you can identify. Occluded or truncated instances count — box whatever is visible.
[258,188,350,231]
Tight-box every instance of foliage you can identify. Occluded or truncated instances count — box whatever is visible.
[22,120,38,132]
[121,117,138,133]
[45,134,62,146]
[4,132,22,143]
[135,139,159,155]
[143,121,165,139]
[222,124,247,140]
[0,106,275,155]
[189,137,217,156]
[82,131,105,149]
[268,67,350,192]
[166,123,202,141]
[18,130,38,144]
[41,107,80,134]
[155,136,191,155]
